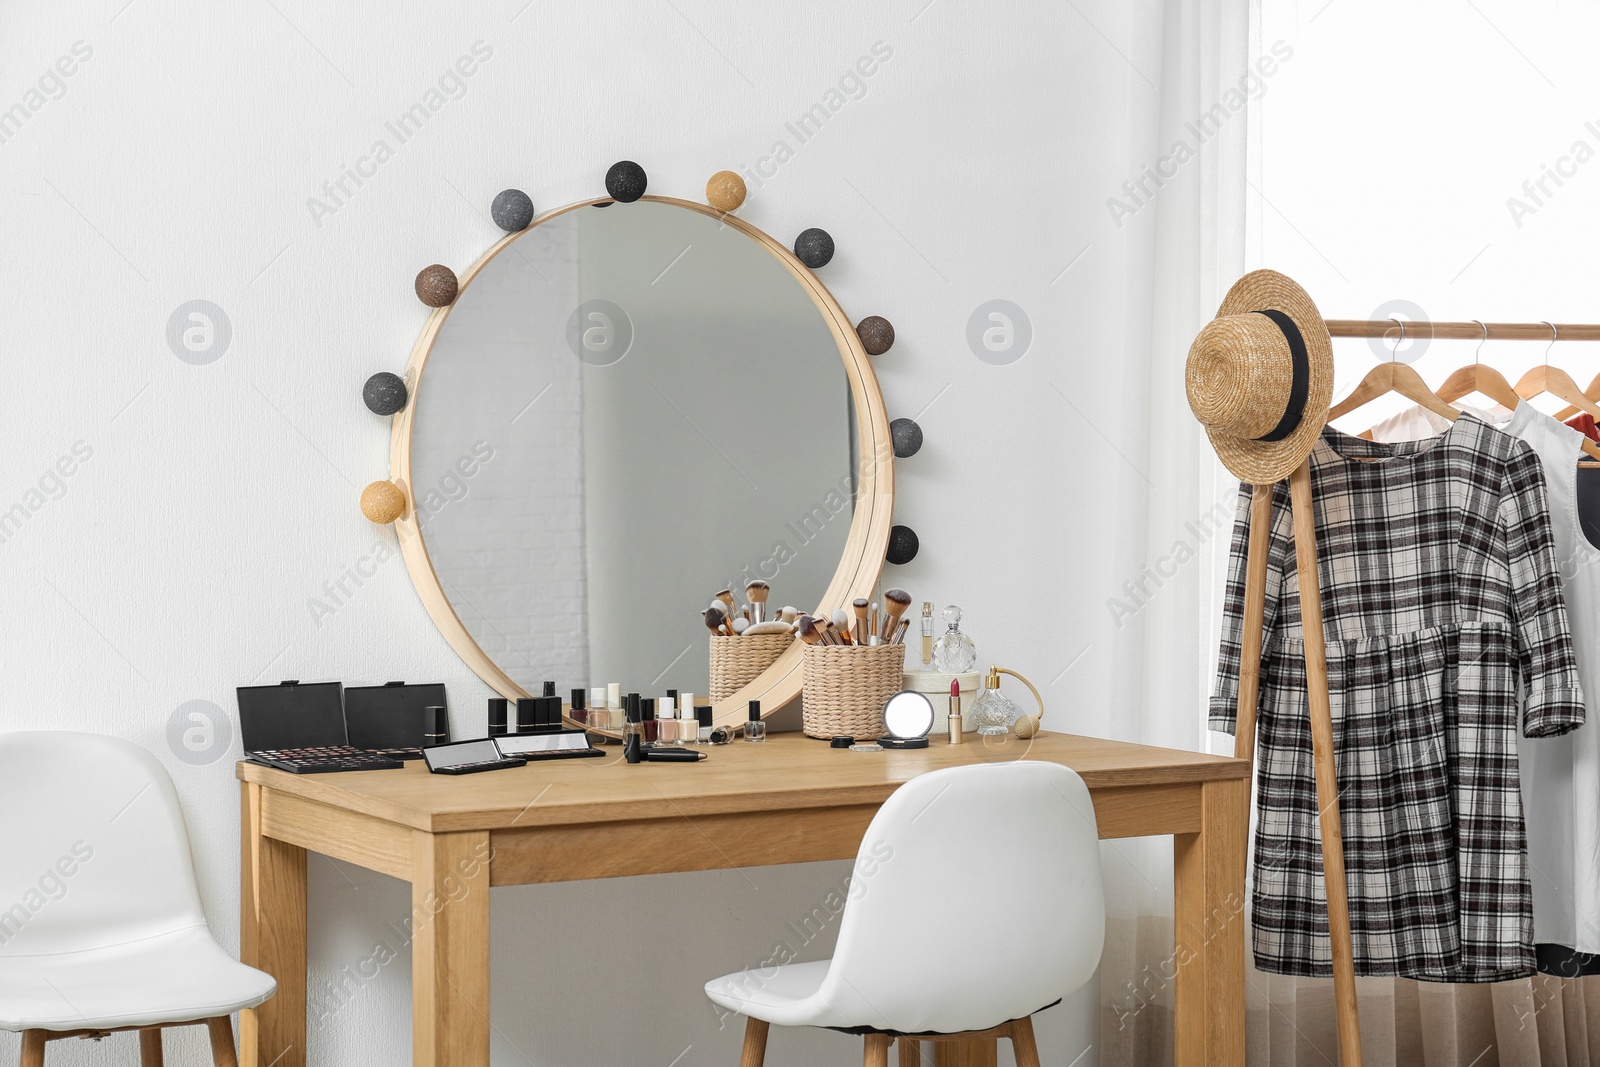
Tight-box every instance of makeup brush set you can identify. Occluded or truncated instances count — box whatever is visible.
[701,581,800,637]
[794,588,914,648]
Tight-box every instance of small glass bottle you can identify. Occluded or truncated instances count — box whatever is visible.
[640,698,658,744]
[744,700,767,742]
[920,601,935,666]
[568,688,588,725]
[970,667,1019,736]
[623,696,643,763]
[696,705,714,743]
[607,683,624,730]
[657,696,677,745]
[932,605,978,673]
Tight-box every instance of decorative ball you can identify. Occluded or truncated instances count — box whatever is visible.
[793,228,835,269]
[886,524,919,565]
[890,418,923,458]
[415,264,458,308]
[360,481,408,524]
[1013,714,1042,739]
[605,160,648,203]
[857,316,895,356]
[491,189,535,232]
[706,170,747,212]
[363,372,409,416]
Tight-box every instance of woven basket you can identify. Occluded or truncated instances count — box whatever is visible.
[802,643,906,739]
[709,633,790,702]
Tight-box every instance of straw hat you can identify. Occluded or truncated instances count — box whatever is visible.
[1186,270,1333,484]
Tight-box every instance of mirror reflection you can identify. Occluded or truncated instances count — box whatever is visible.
[411,200,857,696]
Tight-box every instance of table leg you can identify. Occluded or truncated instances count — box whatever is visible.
[1173,776,1247,1067]
[240,783,307,1067]
[934,1039,997,1066]
[411,830,492,1067]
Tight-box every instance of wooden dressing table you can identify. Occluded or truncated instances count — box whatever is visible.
[238,731,1247,1066]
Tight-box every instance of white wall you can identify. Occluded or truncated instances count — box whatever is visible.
[1,2,1179,1064]
[1257,0,1600,408]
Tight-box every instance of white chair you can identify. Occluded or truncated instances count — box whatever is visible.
[0,732,275,1066]
[705,761,1105,1067]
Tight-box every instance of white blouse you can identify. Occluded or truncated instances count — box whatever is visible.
[1372,402,1600,954]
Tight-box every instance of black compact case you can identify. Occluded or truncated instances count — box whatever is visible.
[344,681,449,757]
[235,680,403,774]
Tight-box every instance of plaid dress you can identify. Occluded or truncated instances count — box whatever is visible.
[1210,414,1586,982]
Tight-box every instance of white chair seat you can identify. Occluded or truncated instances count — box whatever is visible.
[705,960,834,1028]
[0,925,275,1032]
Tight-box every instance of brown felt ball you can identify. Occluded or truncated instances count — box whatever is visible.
[857,316,895,356]
[415,264,458,308]
[706,170,747,212]
[360,481,408,524]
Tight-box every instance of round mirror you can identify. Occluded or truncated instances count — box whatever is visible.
[392,196,892,725]
[881,690,935,740]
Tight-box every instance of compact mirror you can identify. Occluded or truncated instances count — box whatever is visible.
[394,196,893,724]
[881,690,935,741]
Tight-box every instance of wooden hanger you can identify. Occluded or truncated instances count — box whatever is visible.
[1514,323,1600,462]
[1552,370,1600,421]
[1436,321,1524,412]
[1326,319,1459,424]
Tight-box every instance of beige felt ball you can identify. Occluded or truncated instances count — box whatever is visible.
[706,170,747,212]
[1013,714,1042,739]
[414,264,458,308]
[360,480,407,524]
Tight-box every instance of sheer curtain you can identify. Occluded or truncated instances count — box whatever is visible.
[1096,0,1251,1063]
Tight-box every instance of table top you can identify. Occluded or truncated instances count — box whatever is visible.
[237,730,1246,833]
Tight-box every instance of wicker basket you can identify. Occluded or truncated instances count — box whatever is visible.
[802,642,906,739]
[709,633,790,702]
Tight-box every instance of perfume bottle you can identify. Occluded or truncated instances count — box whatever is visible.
[744,700,766,742]
[932,605,977,673]
[921,601,935,666]
[970,667,1019,736]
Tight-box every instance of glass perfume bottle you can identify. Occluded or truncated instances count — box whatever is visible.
[932,605,977,673]
[970,666,1020,736]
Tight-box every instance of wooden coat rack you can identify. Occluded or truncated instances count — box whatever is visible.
[1228,316,1600,1067]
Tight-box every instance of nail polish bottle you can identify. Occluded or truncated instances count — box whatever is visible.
[679,693,696,737]
[608,683,623,728]
[658,695,678,744]
[624,696,643,763]
[640,698,658,744]
[744,700,766,743]
[696,706,713,743]
[488,697,509,738]
[569,688,588,725]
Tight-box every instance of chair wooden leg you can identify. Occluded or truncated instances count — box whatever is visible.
[865,1033,893,1067]
[898,1036,923,1065]
[205,1017,238,1067]
[739,1018,769,1067]
[19,1031,46,1067]
[139,1028,165,1067]
[1009,1018,1040,1067]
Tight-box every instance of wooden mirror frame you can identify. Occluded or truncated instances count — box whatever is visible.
[388,194,894,731]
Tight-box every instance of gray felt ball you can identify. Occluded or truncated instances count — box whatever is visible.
[793,228,835,268]
[891,418,922,458]
[605,161,648,203]
[364,372,408,416]
[886,525,919,566]
[491,189,534,232]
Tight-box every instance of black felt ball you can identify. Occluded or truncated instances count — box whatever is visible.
[793,228,835,268]
[491,189,534,232]
[605,161,648,203]
[886,525,919,566]
[363,372,409,416]
[890,418,922,458]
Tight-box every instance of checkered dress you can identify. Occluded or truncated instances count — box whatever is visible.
[1210,414,1586,982]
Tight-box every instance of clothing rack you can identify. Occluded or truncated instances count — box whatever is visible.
[1231,315,1600,1067]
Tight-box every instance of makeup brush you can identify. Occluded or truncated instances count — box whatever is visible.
[853,599,870,644]
[704,606,731,636]
[796,617,823,645]
[745,580,770,624]
[780,606,799,625]
[892,617,910,645]
[830,608,853,644]
[823,619,844,646]
[744,621,792,635]
[715,589,737,618]
[731,616,750,635]
[881,588,912,643]
[870,602,880,646]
